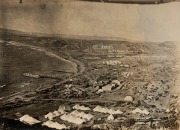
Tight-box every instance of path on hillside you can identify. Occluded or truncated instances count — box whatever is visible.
[0,40,85,102]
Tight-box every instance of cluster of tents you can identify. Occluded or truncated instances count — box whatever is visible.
[93,105,123,115]
[60,110,94,125]
[19,104,151,130]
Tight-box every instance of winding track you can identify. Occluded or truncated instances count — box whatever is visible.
[0,40,85,101]
[1,40,85,76]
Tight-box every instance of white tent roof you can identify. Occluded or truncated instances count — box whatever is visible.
[60,114,85,125]
[132,108,150,115]
[73,104,91,111]
[19,114,41,125]
[93,106,123,114]
[42,120,67,130]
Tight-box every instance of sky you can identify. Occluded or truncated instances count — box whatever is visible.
[0,0,180,42]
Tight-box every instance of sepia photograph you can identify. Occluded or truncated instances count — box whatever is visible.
[0,0,180,129]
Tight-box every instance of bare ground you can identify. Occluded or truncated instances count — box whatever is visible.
[0,34,179,130]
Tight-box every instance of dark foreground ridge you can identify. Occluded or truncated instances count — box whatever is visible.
[0,117,52,130]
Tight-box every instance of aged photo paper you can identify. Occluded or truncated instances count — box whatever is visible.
[0,0,180,129]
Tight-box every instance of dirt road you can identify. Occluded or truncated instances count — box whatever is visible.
[0,40,85,105]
